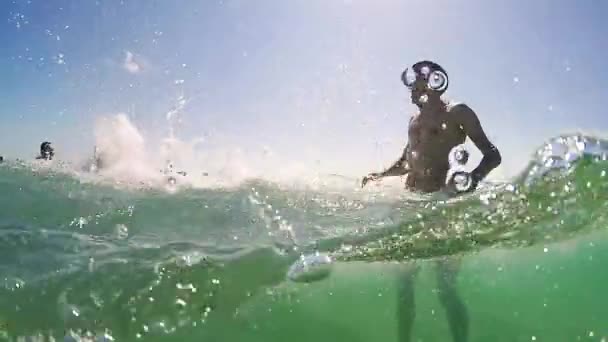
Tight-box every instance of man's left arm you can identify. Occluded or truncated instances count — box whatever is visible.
[453,103,502,186]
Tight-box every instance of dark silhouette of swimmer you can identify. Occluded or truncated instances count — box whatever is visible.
[362,61,501,342]
[36,141,55,161]
[0,156,3,163]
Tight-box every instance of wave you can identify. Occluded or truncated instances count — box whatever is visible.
[0,133,607,340]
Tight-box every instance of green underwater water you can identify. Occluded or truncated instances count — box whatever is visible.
[235,233,608,342]
[1,135,607,341]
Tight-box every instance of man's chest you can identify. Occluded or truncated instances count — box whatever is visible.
[408,114,463,144]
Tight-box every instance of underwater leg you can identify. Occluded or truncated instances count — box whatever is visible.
[436,257,468,342]
[396,262,418,342]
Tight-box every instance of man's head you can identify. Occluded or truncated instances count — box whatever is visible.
[40,141,55,160]
[401,60,448,107]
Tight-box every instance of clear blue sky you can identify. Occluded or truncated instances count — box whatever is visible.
[1,0,607,178]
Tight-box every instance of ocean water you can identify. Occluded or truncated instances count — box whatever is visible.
[1,133,607,342]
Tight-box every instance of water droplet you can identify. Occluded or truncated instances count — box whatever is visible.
[586,181,591,188]
[513,76,520,83]
[589,331,594,337]
[115,224,129,239]
[601,170,606,177]
[531,336,536,341]
[174,79,185,85]
[175,298,187,307]
[211,279,220,285]
[543,247,548,253]
[441,122,447,130]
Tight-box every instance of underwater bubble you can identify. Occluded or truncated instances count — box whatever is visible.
[287,253,333,283]
[115,224,129,239]
[77,217,88,229]
[4,277,25,291]
[175,298,187,308]
[103,331,115,341]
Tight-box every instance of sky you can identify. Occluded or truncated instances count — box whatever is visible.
[1,0,607,179]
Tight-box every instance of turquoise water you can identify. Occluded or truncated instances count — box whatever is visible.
[1,134,607,341]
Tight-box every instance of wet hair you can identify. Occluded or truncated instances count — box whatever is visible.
[40,141,52,152]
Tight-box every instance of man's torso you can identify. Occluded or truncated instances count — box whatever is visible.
[406,104,466,192]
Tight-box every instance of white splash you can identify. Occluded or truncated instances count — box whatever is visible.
[123,51,142,74]
[84,111,365,192]
[92,113,162,185]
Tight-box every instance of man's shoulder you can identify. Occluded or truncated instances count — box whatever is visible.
[446,101,470,112]
[446,102,477,120]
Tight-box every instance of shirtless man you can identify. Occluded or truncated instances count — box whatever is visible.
[362,61,501,342]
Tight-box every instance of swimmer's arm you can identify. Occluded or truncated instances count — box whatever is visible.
[455,104,502,182]
[378,145,410,177]
[362,145,409,187]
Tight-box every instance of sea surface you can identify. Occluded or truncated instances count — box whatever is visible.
[1,134,607,341]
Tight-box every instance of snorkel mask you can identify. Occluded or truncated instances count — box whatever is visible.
[401,60,449,95]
